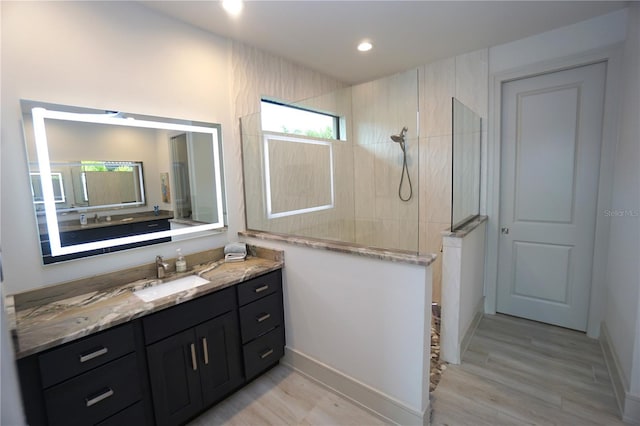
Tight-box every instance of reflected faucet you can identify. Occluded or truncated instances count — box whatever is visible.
[156,255,169,279]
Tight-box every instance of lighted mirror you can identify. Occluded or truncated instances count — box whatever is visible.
[21,100,227,264]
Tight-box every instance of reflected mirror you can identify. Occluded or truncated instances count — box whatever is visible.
[21,100,227,264]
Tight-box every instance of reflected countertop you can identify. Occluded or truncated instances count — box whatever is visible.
[38,210,174,235]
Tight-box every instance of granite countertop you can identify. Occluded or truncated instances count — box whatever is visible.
[8,246,283,359]
[239,230,437,266]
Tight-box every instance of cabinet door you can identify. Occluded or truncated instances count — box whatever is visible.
[195,311,244,407]
[146,329,202,426]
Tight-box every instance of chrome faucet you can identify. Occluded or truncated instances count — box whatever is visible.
[156,255,169,279]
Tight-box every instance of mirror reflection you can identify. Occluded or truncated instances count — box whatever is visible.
[21,100,227,264]
[29,160,145,211]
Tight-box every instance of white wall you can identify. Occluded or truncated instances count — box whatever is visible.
[441,221,486,364]
[603,4,640,420]
[242,236,431,420]
[1,1,235,292]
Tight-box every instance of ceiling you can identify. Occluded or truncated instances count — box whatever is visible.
[141,1,627,84]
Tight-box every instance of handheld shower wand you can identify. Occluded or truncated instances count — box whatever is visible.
[390,127,412,201]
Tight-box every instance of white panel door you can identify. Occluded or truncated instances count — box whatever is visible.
[497,62,606,331]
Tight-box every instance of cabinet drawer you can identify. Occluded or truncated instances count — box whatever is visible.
[39,323,135,388]
[242,326,285,381]
[96,401,146,426]
[239,292,284,344]
[131,219,170,234]
[237,270,282,306]
[143,287,236,344]
[44,353,142,426]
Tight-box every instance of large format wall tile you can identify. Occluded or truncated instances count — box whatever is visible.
[455,49,489,122]
[421,58,455,138]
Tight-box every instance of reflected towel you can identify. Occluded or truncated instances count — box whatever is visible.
[224,242,247,255]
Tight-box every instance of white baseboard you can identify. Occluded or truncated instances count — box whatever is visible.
[281,347,428,426]
[600,322,640,424]
[460,297,484,361]
[624,393,640,425]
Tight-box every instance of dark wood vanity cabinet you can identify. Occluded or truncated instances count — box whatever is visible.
[18,323,151,426]
[144,288,243,426]
[17,268,285,426]
[237,270,285,381]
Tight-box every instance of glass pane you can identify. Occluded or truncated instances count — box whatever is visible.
[452,98,482,230]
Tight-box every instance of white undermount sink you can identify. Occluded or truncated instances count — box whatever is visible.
[133,275,210,302]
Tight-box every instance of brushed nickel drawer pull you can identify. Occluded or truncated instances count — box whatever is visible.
[256,313,271,323]
[254,285,269,293]
[85,387,114,407]
[190,343,197,371]
[79,347,108,363]
[260,348,274,359]
[202,338,209,365]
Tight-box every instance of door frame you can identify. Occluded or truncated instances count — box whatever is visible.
[484,46,623,338]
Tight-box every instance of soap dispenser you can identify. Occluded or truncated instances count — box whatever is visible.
[175,249,187,273]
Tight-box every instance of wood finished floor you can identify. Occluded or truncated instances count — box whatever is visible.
[431,314,624,426]
[187,364,390,426]
[188,314,623,426]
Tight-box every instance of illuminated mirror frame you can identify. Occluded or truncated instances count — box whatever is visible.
[31,106,225,257]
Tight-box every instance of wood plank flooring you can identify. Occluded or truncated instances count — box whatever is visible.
[189,314,622,425]
[187,364,390,426]
[431,314,624,426]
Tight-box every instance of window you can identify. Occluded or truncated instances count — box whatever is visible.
[261,99,340,140]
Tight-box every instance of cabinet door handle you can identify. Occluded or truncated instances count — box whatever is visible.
[147,223,159,228]
[79,347,108,363]
[256,313,271,323]
[190,343,198,371]
[202,337,209,365]
[260,348,274,359]
[254,285,269,293]
[85,387,114,407]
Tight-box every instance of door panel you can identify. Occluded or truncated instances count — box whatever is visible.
[514,86,579,223]
[196,311,243,407]
[512,241,572,303]
[498,62,606,331]
[146,329,202,426]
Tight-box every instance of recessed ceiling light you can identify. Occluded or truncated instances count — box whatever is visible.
[357,41,373,52]
[222,0,243,17]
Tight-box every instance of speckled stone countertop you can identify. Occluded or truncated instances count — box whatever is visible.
[239,231,437,266]
[7,245,283,359]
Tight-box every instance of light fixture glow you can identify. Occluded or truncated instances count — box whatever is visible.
[357,41,373,52]
[31,107,226,257]
[263,133,335,219]
[222,0,243,16]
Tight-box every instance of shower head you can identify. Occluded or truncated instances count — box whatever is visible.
[390,127,408,144]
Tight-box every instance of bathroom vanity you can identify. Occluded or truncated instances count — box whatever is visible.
[9,246,284,426]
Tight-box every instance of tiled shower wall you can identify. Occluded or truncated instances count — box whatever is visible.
[351,69,420,251]
[420,49,488,303]
[230,41,349,238]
